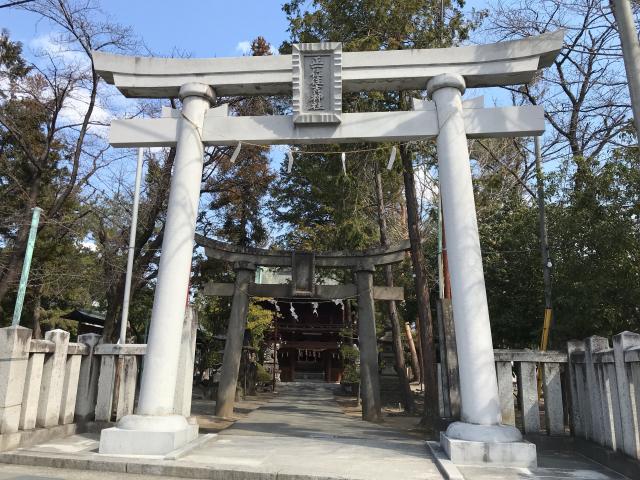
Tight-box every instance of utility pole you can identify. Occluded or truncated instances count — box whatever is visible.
[535,137,553,350]
[272,315,278,392]
[12,207,42,326]
[119,148,144,344]
[611,0,640,137]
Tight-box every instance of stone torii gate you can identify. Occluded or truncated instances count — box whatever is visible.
[194,234,409,422]
[94,31,563,467]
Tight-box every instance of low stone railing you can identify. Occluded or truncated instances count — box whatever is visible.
[567,332,640,459]
[0,327,98,450]
[468,331,640,463]
[493,348,569,435]
[0,308,197,452]
[93,343,146,423]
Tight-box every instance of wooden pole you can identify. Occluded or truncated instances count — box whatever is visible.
[404,322,421,382]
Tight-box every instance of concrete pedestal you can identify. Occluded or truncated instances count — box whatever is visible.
[441,431,536,468]
[99,415,198,456]
[440,421,536,467]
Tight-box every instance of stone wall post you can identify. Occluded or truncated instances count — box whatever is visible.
[74,333,102,423]
[496,361,515,426]
[216,262,255,418]
[542,362,564,435]
[566,339,586,437]
[356,263,382,422]
[517,361,540,433]
[19,348,45,431]
[612,331,640,458]
[36,329,69,428]
[174,306,198,417]
[584,336,610,445]
[59,351,82,425]
[0,326,32,434]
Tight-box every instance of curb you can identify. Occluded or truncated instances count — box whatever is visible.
[0,449,354,480]
[426,440,464,480]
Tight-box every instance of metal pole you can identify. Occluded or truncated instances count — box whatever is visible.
[12,207,42,326]
[611,0,640,138]
[119,148,144,344]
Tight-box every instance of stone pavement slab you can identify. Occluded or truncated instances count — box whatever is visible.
[181,382,443,479]
[0,382,634,480]
[0,382,443,480]
[458,449,630,480]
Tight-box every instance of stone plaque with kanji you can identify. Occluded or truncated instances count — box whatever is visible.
[292,42,342,125]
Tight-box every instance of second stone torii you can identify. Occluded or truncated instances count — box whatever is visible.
[195,234,410,422]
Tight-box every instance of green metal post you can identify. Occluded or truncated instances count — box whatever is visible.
[12,207,42,326]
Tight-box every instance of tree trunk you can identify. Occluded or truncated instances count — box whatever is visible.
[374,166,414,413]
[31,282,43,339]
[399,142,438,427]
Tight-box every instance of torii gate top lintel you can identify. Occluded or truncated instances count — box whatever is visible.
[93,31,564,98]
[194,234,409,269]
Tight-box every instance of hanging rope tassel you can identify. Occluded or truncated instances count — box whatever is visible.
[287,149,294,173]
[341,152,346,175]
[229,142,242,163]
[387,146,397,170]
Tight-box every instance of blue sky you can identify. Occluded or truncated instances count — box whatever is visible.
[1,0,490,59]
[1,0,291,58]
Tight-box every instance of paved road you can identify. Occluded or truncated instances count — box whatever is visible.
[184,381,444,479]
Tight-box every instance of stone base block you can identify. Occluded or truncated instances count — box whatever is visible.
[99,414,198,456]
[441,432,537,468]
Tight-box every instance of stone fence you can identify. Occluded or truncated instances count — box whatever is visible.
[0,308,197,452]
[478,331,640,463]
[1,323,639,463]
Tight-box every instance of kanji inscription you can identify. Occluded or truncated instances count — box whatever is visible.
[292,43,342,125]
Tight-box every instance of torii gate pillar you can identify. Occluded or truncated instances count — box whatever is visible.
[216,262,255,419]
[428,74,535,466]
[100,83,214,455]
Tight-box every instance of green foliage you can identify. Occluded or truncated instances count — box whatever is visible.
[472,138,640,348]
[246,300,275,350]
[256,363,272,383]
[340,344,360,383]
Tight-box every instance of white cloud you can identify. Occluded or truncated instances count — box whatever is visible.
[29,33,87,66]
[235,41,251,55]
